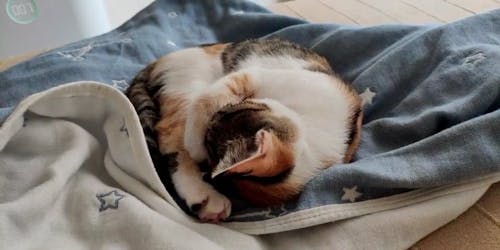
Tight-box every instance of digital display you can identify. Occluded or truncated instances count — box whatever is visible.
[6,0,38,24]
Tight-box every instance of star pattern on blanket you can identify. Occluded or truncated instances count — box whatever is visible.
[360,87,376,105]
[96,190,125,212]
[57,43,93,61]
[168,11,178,18]
[167,40,177,47]
[112,80,128,91]
[462,52,486,66]
[341,186,362,202]
[56,34,132,61]
[230,10,245,15]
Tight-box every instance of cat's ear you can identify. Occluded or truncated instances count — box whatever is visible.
[211,130,294,178]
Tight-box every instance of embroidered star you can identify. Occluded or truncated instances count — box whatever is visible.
[96,190,125,212]
[167,40,177,47]
[463,52,485,66]
[341,186,362,202]
[230,10,244,15]
[168,11,178,18]
[112,80,128,91]
[359,87,376,105]
[57,43,93,61]
[121,38,133,43]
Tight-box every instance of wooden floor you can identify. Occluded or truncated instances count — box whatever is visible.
[267,1,500,249]
[268,0,500,25]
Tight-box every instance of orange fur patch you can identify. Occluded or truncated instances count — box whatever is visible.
[227,73,254,97]
[234,178,302,206]
[266,133,295,176]
[155,95,188,153]
[310,55,333,73]
[226,131,295,178]
[225,131,297,206]
[197,73,255,112]
[202,43,228,56]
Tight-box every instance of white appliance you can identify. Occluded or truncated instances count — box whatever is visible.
[0,0,153,58]
[0,0,271,59]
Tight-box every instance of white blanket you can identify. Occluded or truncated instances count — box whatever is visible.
[1,82,498,249]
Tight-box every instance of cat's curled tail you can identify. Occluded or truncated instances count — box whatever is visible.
[125,63,161,158]
[125,63,193,213]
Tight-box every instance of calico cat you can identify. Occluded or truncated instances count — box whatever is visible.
[125,39,363,222]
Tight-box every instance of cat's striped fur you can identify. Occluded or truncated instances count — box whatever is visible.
[125,39,363,222]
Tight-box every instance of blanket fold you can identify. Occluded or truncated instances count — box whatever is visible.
[0,82,497,249]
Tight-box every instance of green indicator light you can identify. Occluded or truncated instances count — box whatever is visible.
[6,0,38,24]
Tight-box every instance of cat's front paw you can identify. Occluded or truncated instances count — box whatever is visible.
[187,188,232,223]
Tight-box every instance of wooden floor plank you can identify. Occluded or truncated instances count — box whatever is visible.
[360,0,443,24]
[0,50,45,72]
[414,206,500,249]
[401,0,474,22]
[267,3,305,19]
[318,0,397,25]
[476,182,500,223]
[285,0,357,24]
[445,0,500,14]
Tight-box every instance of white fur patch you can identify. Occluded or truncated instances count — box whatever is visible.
[153,47,224,100]
[247,68,352,165]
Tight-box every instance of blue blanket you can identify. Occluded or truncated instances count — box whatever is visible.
[1,0,499,221]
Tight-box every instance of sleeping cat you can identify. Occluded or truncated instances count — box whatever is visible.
[125,39,363,222]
